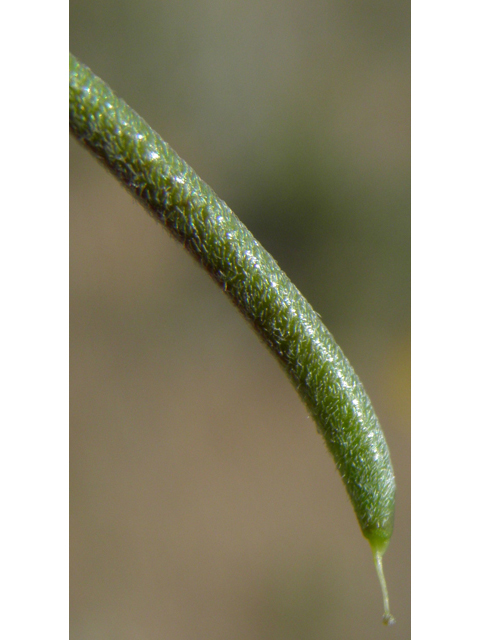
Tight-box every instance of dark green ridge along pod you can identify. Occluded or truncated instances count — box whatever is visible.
[69,53,396,625]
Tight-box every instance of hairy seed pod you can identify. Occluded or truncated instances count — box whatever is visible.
[69,53,396,624]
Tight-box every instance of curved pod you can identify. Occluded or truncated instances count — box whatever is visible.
[69,53,396,624]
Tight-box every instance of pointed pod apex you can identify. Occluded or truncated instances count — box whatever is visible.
[370,540,395,626]
[383,612,396,626]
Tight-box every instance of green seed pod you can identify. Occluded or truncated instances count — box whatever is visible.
[69,53,396,624]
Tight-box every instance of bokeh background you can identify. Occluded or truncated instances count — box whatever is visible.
[70,1,410,638]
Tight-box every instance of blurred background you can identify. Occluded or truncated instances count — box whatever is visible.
[70,1,410,638]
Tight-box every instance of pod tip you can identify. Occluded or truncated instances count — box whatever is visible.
[382,612,396,626]
[370,541,395,626]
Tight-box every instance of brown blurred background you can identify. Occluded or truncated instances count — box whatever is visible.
[70,1,410,638]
